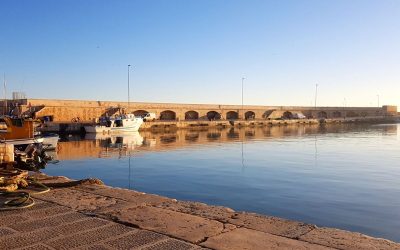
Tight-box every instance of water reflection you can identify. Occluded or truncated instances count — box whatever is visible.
[55,124,399,160]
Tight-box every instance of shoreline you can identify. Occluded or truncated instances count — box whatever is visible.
[39,116,400,134]
[2,173,398,249]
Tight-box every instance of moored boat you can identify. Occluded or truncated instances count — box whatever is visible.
[0,116,58,149]
[84,114,143,134]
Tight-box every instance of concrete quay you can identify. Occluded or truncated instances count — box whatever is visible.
[1,174,399,249]
[39,116,399,134]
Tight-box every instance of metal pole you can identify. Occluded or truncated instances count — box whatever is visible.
[127,65,131,112]
[241,77,245,120]
[314,84,318,110]
[377,94,380,107]
[3,73,6,116]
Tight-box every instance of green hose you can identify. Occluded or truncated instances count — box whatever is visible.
[0,176,50,210]
[0,191,35,210]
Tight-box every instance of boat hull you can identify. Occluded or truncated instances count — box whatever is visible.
[3,138,44,145]
[84,123,142,134]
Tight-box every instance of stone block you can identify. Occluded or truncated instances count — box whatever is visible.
[228,212,315,238]
[299,227,400,250]
[143,239,199,250]
[0,227,16,236]
[105,230,166,249]
[201,228,333,250]
[46,223,135,249]
[34,188,122,212]
[156,200,235,222]
[52,217,111,236]
[0,228,61,249]
[19,243,55,250]
[75,185,173,206]
[100,205,224,243]
[10,212,86,232]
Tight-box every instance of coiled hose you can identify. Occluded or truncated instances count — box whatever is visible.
[0,176,50,210]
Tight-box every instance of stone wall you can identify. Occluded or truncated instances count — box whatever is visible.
[0,98,395,122]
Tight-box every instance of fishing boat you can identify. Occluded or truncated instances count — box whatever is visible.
[0,116,58,148]
[84,114,143,134]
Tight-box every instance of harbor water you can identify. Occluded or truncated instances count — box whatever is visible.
[43,123,400,242]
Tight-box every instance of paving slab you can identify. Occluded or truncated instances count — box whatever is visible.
[18,243,55,250]
[33,188,122,212]
[299,227,400,250]
[155,199,235,223]
[98,204,224,243]
[104,230,167,249]
[0,227,62,249]
[142,238,200,250]
[75,185,173,207]
[10,211,86,232]
[201,227,334,250]
[51,217,111,236]
[46,224,135,249]
[227,212,315,238]
[3,175,399,249]
[0,227,17,236]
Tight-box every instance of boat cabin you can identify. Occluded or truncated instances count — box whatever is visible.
[99,114,139,128]
[0,117,37,140]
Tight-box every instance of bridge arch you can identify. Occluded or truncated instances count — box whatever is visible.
[133,110,149,118]
[207,111,221,121]
[226,111,239,120]
[332,111,342,118]
[282,111,294,119]
[346,111,359,117]
[245,111,256,120]
[185,111,199,120]
[160,110,176,120]
[317,111,328,119]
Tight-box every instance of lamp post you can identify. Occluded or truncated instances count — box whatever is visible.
[314,84,318,110]
[241,77,245,120]
[377,94,380,107]
[128,65,131,112]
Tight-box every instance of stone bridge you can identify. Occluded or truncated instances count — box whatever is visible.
[1,99,397,122]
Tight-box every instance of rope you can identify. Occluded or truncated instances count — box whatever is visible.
[0,191,35,210]
[27,177,51,195]
[0,170,50,210]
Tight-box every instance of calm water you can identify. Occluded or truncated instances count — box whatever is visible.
[43,123,400,242]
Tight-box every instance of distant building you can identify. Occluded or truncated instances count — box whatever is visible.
[12,92,26,100]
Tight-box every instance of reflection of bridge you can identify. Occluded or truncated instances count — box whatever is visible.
[55,124,398,160]
[5,99,397,122]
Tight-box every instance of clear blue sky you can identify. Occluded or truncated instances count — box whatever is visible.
[1,0,399,107]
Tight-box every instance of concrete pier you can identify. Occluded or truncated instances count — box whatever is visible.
[1,174,398,249]
[39,116,400,134]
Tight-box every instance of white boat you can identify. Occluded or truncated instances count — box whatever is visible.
[40,133,59,150]
[2,137,44,146]
[84,114,143,134]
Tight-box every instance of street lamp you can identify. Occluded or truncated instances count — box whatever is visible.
[241,77,246,120]
[128,65,131,110]
[314,84,318,110]
[377,94,380,107]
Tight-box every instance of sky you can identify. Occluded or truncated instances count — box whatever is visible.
[0,0,399,107]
